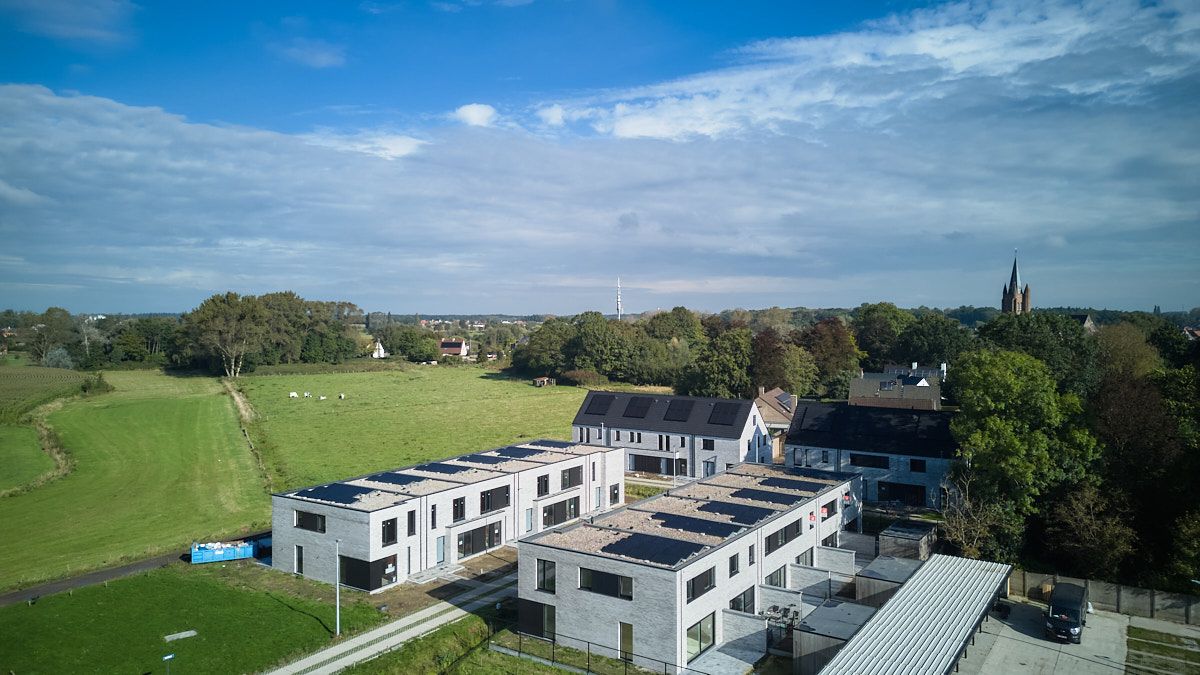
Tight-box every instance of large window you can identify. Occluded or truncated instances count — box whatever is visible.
[729,587,755,614]
[765,520,802,555]
[382,518,397,546]
[796,547,814,566]
[609,484,620,505]
[542,497,580,527]
[686,613,715,662]
[480,486,511,513]
[456,522,501,559]
[536,559,556,593]
[407,510,416,536]
[579,567,633,600]
[452,497,466,522]
[765,565,786,588]
[686,567,715,603]
[295,510,325,533]
[561,466,582,489]
[537,474,550,497]
[849,453,889,469]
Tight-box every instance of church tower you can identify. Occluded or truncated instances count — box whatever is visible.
[1001,253,1031,314]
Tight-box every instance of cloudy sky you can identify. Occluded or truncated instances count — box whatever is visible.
[0,0,1197,315]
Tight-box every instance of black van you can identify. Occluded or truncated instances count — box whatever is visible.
[1044,583,1087,643]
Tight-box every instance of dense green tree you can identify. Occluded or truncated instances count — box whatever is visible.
[1167,510,1200,592]
[1096,323,1161,379]
[677,327,752,399]
[181,292,268,378]
[643,307,706,347]
[751,327,817,396]
[977,312,1098,396]
[852,302,914,370]
[1043,483,1135,579]
[793,318,862,398]
[376,325,440,362]
[947,349,1099,561]
[512,318,576,375]
[568,312,632,376]
[892,313,973,368]
[30,307,75,362]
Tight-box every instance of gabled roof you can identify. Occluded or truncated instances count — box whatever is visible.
[786,402,957,459]
[755,387,796,426]
[573,391,756,439]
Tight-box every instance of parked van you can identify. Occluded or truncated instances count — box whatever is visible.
[1044,582,1088,643]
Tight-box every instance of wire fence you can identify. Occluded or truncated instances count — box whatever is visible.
[485,620,714,675]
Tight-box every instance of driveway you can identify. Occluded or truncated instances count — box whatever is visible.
[957,599,1127,674]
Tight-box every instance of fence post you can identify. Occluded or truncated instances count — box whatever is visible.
[1116,584,1122,613]
[1151,590,1156,619]
[587,643,591,672]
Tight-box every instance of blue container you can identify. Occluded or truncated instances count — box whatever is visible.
[190,542,254,564]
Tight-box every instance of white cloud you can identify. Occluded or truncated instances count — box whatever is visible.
[0,0,135,45]
[271,37,347,68]
[453,103,498,127]
[302,129,426,160]
[536,104,565,127]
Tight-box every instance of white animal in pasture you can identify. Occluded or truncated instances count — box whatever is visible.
[304,392,312,398]
[338,393,345,399]
[289,391,298,398]
[319,395,327,401]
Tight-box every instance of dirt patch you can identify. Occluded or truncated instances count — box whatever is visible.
[223,379,257,423]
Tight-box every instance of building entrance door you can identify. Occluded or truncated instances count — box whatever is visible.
[436,536,445,564]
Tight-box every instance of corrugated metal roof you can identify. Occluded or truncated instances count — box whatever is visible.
[820,554,1010,675]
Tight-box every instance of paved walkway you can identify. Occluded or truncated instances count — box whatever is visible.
[267,571,518,675]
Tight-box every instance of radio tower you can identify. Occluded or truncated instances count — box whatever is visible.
[616,277,623,321]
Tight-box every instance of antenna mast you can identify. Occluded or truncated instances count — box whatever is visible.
[616,277,623,321]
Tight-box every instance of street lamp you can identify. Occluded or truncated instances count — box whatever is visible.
[335,538,341,637]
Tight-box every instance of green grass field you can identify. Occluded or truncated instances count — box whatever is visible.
[240,367,588,490]
[0,371,268,590]
[0,561,386,674]
[0,357,85,423]
[0,424,51,492]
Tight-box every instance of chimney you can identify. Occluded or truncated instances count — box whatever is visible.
[759,386,765,397]
[911,361,918,370]
[790,394,798,410]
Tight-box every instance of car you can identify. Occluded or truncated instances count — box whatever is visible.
[1044,582,1088,643]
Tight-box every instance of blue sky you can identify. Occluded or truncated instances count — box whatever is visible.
[0,0,1197,315]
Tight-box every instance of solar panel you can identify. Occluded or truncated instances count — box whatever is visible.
[708,401,741,426]
[296,483,376,505]
[663,399,695,422]
[414,462,474,474]
[759,477,827,493]
[458,454,510,465]
[525,439,573,449]
[651,512,742,538]
[601,532,706,566]
[495,445,544,458]
[697,500,775,525]
[365,472,426,487]
[729,487,806,505]
[622,396,653,419]
[584,394,615,415]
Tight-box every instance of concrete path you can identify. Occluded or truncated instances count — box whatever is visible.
[958,600,1128,674]
[266,572,518,675]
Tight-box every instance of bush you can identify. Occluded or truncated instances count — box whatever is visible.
[560,369,608,387]
[80,372,114,395]
[41,347,74,370]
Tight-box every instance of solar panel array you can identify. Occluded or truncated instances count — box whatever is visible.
[696,500,776,525]
[663,399,695,422]
[296,483,376,505]
[708,401,741,426]
[601,532,707,567]
[622,396,653,418]
[584,394,616,415]
[759,476,827,493]
[365,472,426,487]
[414,462,475,475]
[650,512,742,538]
[729,487,807,505]
[458,454,511,465]
[526,439,573,449]
[494,445,543,458]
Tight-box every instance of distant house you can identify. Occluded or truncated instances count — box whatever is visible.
[848,372,941,411]
[440,339,469,357]
[882,362,947,382]
[785,401,957,508]
[1070,313,1097,334]
[572,391,772,478]
[754,386,797,463]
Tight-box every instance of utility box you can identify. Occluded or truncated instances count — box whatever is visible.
[877,520,937,560]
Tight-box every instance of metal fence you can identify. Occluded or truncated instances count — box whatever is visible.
[1008,568,1199,625]
[487,621,713,675]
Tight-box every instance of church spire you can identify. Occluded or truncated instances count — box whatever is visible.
[1009,248,1021,293]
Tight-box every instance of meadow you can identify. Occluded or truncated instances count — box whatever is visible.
[0,370,268,590]
[0,561,386,673]
[0,424,50,493]
[239,367,589,490]
[0,355,85,423]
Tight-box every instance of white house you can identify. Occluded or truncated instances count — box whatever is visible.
[571,392,772,479]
